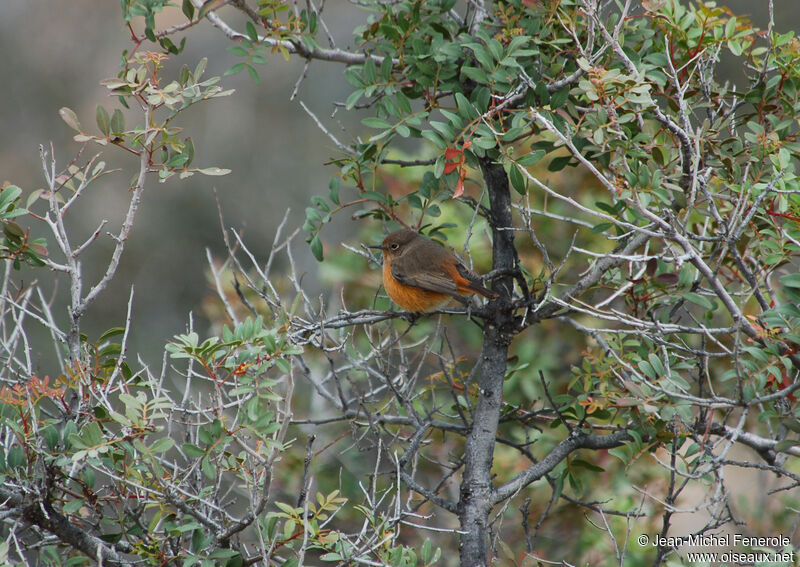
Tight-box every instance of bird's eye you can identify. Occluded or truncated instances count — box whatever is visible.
[390,243,400,250]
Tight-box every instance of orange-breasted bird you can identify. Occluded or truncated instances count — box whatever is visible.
[368,229,498,313]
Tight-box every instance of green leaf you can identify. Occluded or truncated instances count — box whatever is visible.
[461,66,489,84]
[780,273,800,288]
[177,0,197,20]
[201,456,217,479]
[275,501,300,515]
[4,221,24,238]
[550,87,569,109]
[310,234,323,261]
[421,129,446,148]
[395,91,412,114]
[725,16,736,38]
[637,360,656,380]
[471,86,491,112]
[683,292,715,311]
[571,458,605,472]
[472,136,496,150]
[150,437,175,454]
[228,45,249,57]
[198,0,216,19]
[246,64,260,84]
[59,107,82,132]
[197,167,231,176]
[305,206,322,224]
[502,127,525,142]
[509,165,526,195]
[328,177,340,205]
[487,38,503,62]
[159,36,182,55]
[648,353,666,377]
[534,81,550,106]
[98,327,125,343]
[181,0,194,19]
[225,62,247,76]
[775,440,800,452]
[382,96,401,118]
[433,155,445,177]
[345,89,363,110]
[183,137,195,167]
[547,155,574,171]
[467,43,494,70]
[430,120,455,140]
[591,222,613,234]
[652,145,667,166]
[362,117,392,129]
[595,201,618,215]
[245,21,259,42]
[42,426,59,450]
[110,109,125,135]
[96,105,110,136]
[362,190,388,205]
[183,443,206,458]
[454,92,474,118]
[421,540,432,564]
[62,499,86,515]
[781,419,800,434]
[194,57,208,78]
[363,58,377,83]
[439,109,463,127]
[516,150,546,166]
[0,185,22,212]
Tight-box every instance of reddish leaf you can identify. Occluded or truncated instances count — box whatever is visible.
[453,177,465,198]
[444,147,462,160]
[653,273,680,286]
[462,140,472,150]
[443,162,459,175]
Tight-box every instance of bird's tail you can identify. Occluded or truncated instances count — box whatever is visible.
[467,281,499,299]
[454,263,499,299]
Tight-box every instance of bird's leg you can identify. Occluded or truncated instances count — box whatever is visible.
[400,310,420,326]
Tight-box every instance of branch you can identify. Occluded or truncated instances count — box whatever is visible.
[399,471,459,515]
[705,421,800,463]
[493,430,631,503]
[189,0,391,66]
[73,143,148,323]
[533,230,651,321]
[2,486,133,566]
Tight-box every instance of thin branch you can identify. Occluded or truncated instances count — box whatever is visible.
[494,430,632,503]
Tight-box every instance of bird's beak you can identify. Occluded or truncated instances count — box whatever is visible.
[367,244,384,250]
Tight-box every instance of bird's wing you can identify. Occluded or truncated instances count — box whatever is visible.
[391,258,460,297]
[453,262,497,299]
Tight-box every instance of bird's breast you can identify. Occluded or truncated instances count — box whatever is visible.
[382,261,451,312]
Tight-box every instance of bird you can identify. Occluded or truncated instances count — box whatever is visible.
[368,229,497,313]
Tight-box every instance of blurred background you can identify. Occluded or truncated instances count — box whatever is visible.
[1,1,798,365]
[1,1,369,365]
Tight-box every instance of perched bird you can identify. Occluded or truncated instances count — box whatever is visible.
[369,229,497,313]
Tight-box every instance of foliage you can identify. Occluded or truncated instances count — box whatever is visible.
[1,1,800,566]
[0,184,46,269]
[61,52,232,182]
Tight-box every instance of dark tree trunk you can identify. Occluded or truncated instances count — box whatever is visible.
[458,159,517,567]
